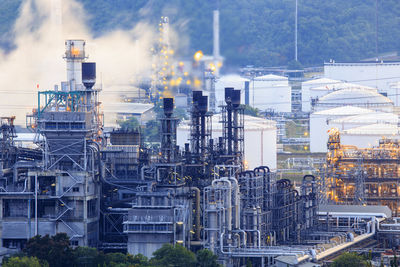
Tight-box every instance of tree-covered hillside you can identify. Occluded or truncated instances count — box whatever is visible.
[1,0,400,67]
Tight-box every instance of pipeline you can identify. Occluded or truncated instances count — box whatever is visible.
[191,187,201,240]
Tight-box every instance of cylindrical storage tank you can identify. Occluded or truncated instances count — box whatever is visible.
[314,88,394,113]
[301,78,341,113]
[310,106,374,153]
[341,124,400,148]
[329,111,399,131]
[177,114,277,170]
[250,74,291,112]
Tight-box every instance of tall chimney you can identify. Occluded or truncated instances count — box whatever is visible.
[65,40,86,90]
[213,9,220,60]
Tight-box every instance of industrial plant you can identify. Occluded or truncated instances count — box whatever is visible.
[0,39,398,267]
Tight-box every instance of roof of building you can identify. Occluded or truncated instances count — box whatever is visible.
[325,61,400,66]
[218,74,249,83]
[254,74,287,81]
[318,88,393,105]
[302,77,341,85]
[102,102,154,114]
[343,123,400,135]
[319,205,392,218]
[330,112,398,125]
[311,82,376,92]
[312,106,374,116]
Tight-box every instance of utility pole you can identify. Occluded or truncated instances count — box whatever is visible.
[295,0,298,61]
[375,0,379,60]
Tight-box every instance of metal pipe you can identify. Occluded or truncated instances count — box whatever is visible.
[192,187,201,240]
[228,177,240,229]
[35,173,38,236]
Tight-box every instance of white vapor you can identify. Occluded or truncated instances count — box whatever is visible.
[0,0,156,125]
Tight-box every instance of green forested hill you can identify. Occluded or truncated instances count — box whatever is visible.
[1,0,400,67]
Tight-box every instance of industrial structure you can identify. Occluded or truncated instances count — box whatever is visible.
[325,128,400,216]
[0,40,398,266]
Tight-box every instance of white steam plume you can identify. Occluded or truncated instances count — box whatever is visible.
[0,0,156,125]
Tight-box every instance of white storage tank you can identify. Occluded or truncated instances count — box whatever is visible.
[341,124,400,148]
[324,61,400,105]
[314,88,394,113]
[177,114,277,170]
[310,106,374,153]
[329,111,399,131]
[249,74,291,113]
[301,78,341,113]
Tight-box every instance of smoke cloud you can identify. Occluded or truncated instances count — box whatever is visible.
[0,0,156,125]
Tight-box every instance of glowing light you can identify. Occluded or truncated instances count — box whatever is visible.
[184,72,188,76]
[71,48,80,56]
[186,80,191,85]
[194,50,203,61]
[179,61,184,67]
[163,90,173,98]
[194,79,201,87]
[208,63,216,72]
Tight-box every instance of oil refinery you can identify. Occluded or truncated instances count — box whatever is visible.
[0,39,399,267]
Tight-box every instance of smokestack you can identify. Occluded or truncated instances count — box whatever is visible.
[225,87,234,104]
[82,62,96,89]
[161,16,170,48]
[232,90,241,108]
[163,98,174,117]
[213,9,220,59]
[193,90,203,109]
[65,40,86,90]
[198,95,208,114]
[245,81,250,105]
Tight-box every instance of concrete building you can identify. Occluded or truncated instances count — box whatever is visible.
[102,102,154,127]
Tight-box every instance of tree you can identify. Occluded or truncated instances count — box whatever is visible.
[150,244,197,267]
[144,120,160,142]
[73,246,105,267]
[24,233,74,267]
[243,105,261,117]
[105,252,150,267]
[118,116,140,131]
[196,249,220,267]
[331,252,367,267]
[2,256,47,267]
